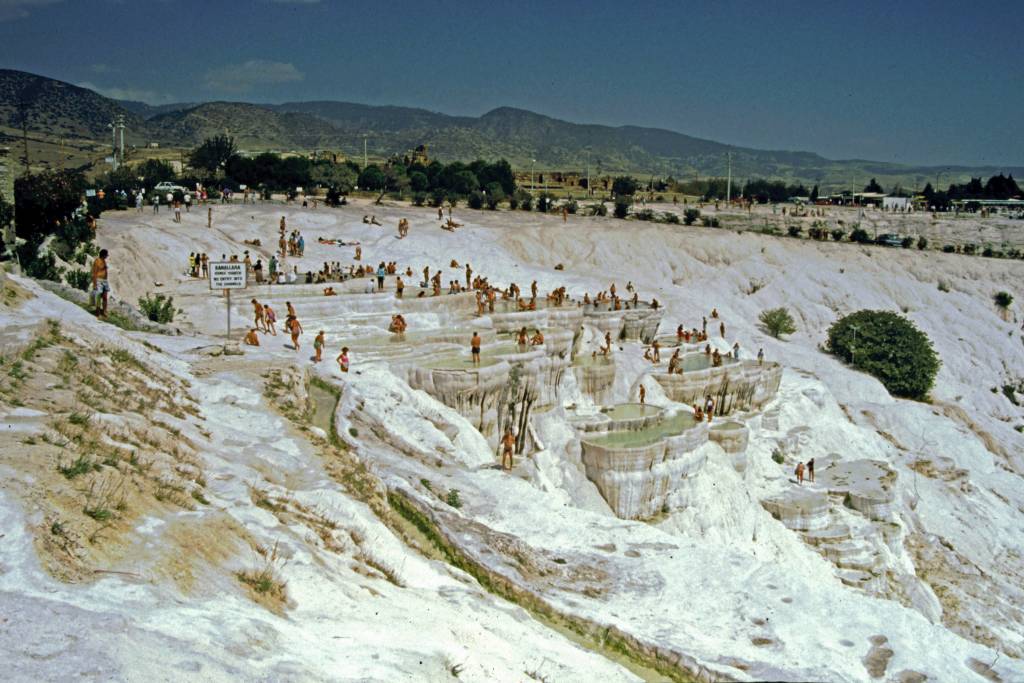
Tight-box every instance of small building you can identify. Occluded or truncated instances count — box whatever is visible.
[882,196,911,211]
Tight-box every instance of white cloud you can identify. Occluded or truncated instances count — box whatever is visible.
[77,81,176,105]
[0,0,63,21]
[203,59,304,95]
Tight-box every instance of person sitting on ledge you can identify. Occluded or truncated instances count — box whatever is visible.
[323,286,337,296]
[530,329,544,346]
[650,298,660,310]
[693,403,704,421]
[712,348,723,367]
[667,348,682,374]
[389,314,407,334]
[244,328,260,346]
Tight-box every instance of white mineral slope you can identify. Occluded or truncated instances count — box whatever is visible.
[90,200,1024,679]
[0,278,637,683]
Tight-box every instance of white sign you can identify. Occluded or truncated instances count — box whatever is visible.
[209,261,247,290]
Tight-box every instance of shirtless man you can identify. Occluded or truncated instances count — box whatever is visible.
[395,276,405,299]
[286,315,303,350]
[471,331,482,366]
[501,426,516,471]
[639,385,646,405]
[286,301,296,319]
[601,331,612,356]
[530,280,538,299]
[806,458,815,483]
[313,330,325,362]
[651,340,661,363]
[465,263,472,289]
[251,298,266,332]
[667,348,681,374]
[530,329,544,346]
[423,266,430,286]
[795,461,805,485]
[244,328,260,346]
[264,304,277,335]
[91,249,110,318]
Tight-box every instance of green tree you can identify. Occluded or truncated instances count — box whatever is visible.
[613,197,631,219]
[993,291,1013,315]
[863,178,884,193]
[409,171,429,192]
[188,135,236,176]
[484,182,505,209]
[357,165,386,191]
[14,170,89,272]
[683,208,700,225]
[451,169,479,195]
[758,308,797,339]
[810,184,819,202]
[612,176,637,197]
[136,159,177,186]
[826,310,940,400]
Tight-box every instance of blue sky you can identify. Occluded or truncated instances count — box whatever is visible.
[1,0,1022,166]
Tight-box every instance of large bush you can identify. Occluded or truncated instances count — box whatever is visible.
[683,208,700,225]
[138,293,175,324]
[826,310,940,400]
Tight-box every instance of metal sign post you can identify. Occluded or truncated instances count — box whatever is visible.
[209,262,247,348]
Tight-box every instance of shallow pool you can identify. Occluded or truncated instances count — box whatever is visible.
[584,411,698,449]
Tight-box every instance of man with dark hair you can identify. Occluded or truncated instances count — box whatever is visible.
[91,248,110,318]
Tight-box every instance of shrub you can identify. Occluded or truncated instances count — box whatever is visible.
[831,229,846,241]
[771,450,785,465]
[917,236,928,250]
[663,212,680,224]
[411,191,427,206]
[613,198,631,219]
[901,236,914,249]
[64,269,91,291]
[825,310,940,400]
[758,307,797,339]
[564,199,578,214]
[683,208,700,225]
[467,191,484,210]
[430,189,446,208]
[701,216,720,227]
[635,208,656,221]
[138,293,175,323]
[589,202,607,217]
[787,225,803,238]
[520,194,533,211]
[993,291,1013,310]
[536,193,555,213]
[484,183,505,210]
[445,489,462,509]
[963,243,977,255]
[446,193,459,209]
[850,228,871,244]
[942,244,956,253]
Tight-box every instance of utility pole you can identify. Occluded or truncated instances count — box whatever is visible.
[109,120,118,171]
[117,114,126,165]
[586,148,591,197]
[363,135,368,169]
[726,151,732,204]
[530,158,535,194]
[58,137,64,171]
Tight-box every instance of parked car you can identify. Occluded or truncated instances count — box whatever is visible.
[876,233,903,247]
[154,181,187,194]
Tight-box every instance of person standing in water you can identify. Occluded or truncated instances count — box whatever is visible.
[470,331,482,366]
[501,426,516,471]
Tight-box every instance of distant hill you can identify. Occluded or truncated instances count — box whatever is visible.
[2,68,1020,189]
[0,69,146,143]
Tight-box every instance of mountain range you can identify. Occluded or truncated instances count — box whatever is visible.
[2,69,1020,189]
